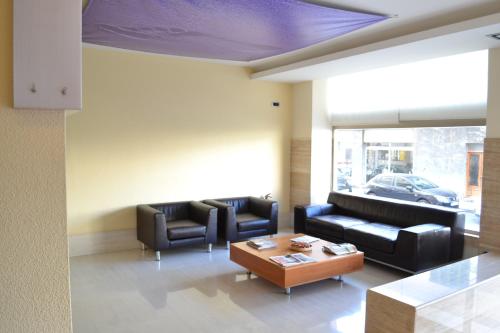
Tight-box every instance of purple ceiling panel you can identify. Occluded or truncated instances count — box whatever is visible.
[83,0,387,62]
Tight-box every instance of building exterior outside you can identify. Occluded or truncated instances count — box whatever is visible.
[333,126,485,231]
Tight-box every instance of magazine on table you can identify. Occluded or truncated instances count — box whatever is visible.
[322,243,357,255]
[269,253,317,267]
[246,239,277,250]
[290,235,320,244]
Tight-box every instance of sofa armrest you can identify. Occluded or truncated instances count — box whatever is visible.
[189,201,217,243]
[249,197,278,235]
[396,223,451,272]
[204,200,237,242]
[294,204,335,233]
[249,197,275,218]
[137,205,168,250]
[450,212,466,261]
[189,201,217,226]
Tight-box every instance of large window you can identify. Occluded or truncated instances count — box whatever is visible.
[333,127,485,233]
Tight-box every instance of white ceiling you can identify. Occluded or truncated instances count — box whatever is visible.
[251,13,500,82]
[247,0,500,83]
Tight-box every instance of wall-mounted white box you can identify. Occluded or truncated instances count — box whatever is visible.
[14,0,82,110]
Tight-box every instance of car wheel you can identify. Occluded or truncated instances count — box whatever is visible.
[417,199,430,204]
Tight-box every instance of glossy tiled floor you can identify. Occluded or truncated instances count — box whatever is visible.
[70,243,406,333]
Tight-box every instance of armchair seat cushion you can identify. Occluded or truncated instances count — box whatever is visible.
[344,223,401,254]
[167,220,207,240]
[306,214,369,238]
[236,213,270,232]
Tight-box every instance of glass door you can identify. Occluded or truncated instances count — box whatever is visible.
[466,152,483,197]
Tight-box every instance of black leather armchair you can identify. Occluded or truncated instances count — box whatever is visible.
[137,201,217,260]
[295,191,465,273]
[204,196,278,248]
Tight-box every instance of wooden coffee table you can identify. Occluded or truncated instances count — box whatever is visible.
[230,233,364,294]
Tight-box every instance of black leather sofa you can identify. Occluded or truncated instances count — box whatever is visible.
[204,197,278,248]
[137,201,217,261]
[295,192,465,273]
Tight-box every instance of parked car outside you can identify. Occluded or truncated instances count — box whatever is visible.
[364,173,458,207]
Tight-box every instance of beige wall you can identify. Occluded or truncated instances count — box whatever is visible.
[0,1,72,332]
[67,47,292,235]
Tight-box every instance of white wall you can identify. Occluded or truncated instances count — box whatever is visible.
[311,80,333,203]
[487,48,500,138]
[0,2,72,330]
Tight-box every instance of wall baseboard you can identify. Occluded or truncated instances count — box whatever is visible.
[69,229,140,257]
[70,216,292,257]
[279,212,293,229]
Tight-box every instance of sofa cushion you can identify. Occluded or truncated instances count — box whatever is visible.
[167,220,206,240]
[237,213,269,232]
[344,223,400,254]
[306,215,369,238]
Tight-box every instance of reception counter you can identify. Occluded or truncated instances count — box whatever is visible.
[365,252,500,332]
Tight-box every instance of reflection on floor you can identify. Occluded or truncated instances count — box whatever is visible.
[70,244,407,333]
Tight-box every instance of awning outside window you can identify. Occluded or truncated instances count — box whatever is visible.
[327,51,488,126]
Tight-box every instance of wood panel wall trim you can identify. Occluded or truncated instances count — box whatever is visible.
[365,290,416,333]
[480,138,500,251]
[290,139,311,209]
